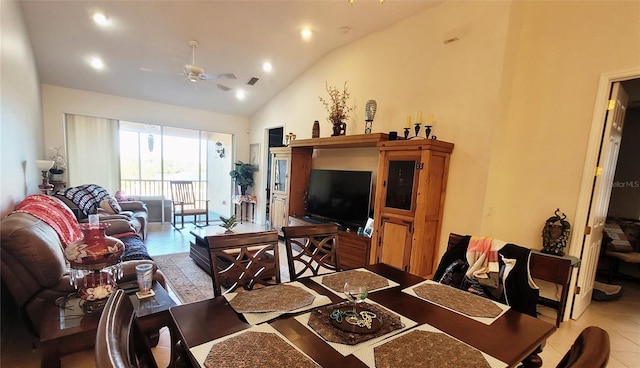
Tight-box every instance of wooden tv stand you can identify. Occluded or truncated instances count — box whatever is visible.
[288,216,371,270]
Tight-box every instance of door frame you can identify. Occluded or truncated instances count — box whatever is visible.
[567,67,640,320]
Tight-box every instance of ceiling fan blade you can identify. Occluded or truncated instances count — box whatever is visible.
[216,83,231,91]
[218,73,237,80]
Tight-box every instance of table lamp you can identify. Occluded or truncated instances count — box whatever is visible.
[65,215,126,314]
[36,160,54,194]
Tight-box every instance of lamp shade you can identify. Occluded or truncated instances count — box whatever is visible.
[36,160,54,171]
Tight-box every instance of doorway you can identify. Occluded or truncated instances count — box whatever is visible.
[264,127,284,228]
[569,72,640,320]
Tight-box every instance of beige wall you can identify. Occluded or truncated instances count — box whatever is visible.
[250,1,640,257]
[251,1,512,245]
[486,1,640,247]
[41,84,251,216]
[0,0,44,217]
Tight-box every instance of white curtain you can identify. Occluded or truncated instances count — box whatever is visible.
[65,114,120,193]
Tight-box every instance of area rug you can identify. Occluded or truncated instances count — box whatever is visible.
[153,252,214,304]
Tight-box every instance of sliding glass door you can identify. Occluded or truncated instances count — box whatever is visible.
[119,121,232,222]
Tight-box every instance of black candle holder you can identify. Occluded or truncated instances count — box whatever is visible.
[424,125,432,139]
[414,123,421,138]
[403,127,410,140]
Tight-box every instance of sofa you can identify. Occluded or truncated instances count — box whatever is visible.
[53,184,149,240]
[0,194,165,336]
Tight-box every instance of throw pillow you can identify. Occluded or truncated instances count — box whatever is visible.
[99,198,122,214]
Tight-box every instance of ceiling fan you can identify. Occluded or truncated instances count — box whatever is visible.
[183,40,236,91]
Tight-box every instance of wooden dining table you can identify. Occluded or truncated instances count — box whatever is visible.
[169,263,556,368]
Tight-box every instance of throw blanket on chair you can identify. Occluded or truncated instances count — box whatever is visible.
[63,184,111,216]
[13,194,82,246]
[465,236,507,279]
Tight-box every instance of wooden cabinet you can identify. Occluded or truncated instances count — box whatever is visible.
[268,147,312,235]
[371,139,453,278]
[288,216,371,270]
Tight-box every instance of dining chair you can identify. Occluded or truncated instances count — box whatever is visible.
[282,223,340,281]
[170,180,210,229]
[556,326,610,368]
[206,230,280,296]
[95,289,158,368]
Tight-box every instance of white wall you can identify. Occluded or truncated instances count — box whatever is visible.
[0,0,44,217]
[250,1,640,258]
[41,84,251,216]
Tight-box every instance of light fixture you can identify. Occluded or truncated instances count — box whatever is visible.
[262,62,272,73]
[90,57,104,70]
[36,160,54,194]
[236,90,246,100]
[301,28,312,41]
[215,142,225,158]
[66,215,125,314]
[92,12,109,26]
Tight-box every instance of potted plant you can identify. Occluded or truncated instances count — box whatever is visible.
[219,215,238,233]
[229,161,256,195]
[48,146,66,181]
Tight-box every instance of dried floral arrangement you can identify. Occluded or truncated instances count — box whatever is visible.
[319,81,354,124]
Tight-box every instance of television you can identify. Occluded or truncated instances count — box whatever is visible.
[304,169,373,230]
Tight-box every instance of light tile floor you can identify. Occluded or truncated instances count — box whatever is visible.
[2,222,639,367]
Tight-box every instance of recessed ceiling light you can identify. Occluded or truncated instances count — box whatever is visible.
[301,28,312,41]
[92,12,109,26]
[262,62,272,73]
[236,90,246,100]
[90,57,104,70]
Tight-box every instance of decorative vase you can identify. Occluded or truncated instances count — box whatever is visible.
[65,222,125,314]
[331,120,346,136]
[312,120,320,138]
[364,100,377,134]
[49,172,64,182]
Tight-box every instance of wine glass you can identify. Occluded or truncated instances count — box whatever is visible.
[343,282,368,323]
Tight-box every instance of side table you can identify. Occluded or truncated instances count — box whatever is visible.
[39,281,176,368]
[232,194,257,223]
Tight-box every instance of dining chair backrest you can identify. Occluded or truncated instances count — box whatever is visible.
[206,230,280,296]
[556,326,610,368]
[95,289,158,368]
[170,180,209,229]
[282,224,340,281]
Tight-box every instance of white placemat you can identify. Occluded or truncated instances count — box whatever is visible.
[353,323,507,368]
[311,268,400,298]
[402,279,509,325]
[294,299,417,356]
[190,323,320,368]
[223,281,332,325]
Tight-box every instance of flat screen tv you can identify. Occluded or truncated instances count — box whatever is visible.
[305,169,373,230]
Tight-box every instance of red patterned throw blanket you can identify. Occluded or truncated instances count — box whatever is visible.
[13,194,82,246]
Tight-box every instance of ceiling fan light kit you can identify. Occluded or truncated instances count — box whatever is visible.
[183,40,237,92]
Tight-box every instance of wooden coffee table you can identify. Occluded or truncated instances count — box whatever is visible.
[39,280,176,368]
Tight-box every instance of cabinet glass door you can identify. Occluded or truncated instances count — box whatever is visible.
[273,158,288,192]
[385,160,416,210]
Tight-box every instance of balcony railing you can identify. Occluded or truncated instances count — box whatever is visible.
[120,179,208,201]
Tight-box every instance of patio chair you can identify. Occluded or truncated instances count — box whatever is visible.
[170,180,209,229]
[282,223,340,281]
[206,230,280,296]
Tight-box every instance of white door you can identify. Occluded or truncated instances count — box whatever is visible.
[572,82,628,318]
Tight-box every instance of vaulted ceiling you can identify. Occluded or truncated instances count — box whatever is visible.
[20,1,439,117]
